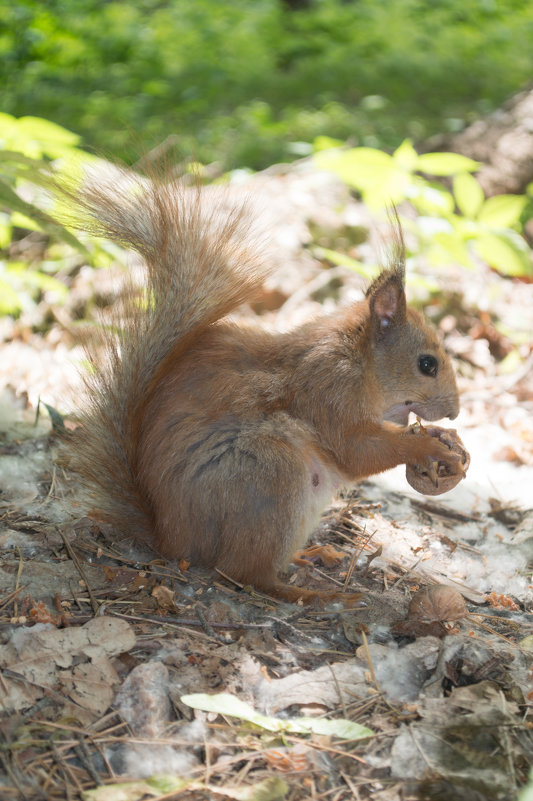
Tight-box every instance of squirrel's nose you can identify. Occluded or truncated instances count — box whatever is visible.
[447,402,459,421]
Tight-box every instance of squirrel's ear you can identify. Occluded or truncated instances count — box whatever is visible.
[367,269,406,334]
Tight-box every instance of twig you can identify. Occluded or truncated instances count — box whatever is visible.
[14,547,24,618]
[58,529,100,615]
[75,739,102,787]
[360,628,379,693]
[195,606,230,644]
[409,497,482,523]
[0,751,33,801]
[0,585,25,612]
[327,662,348,718]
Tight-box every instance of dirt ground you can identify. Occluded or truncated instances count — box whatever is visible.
[0,164,532,801]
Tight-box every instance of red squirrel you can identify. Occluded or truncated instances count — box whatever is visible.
[67,168,461,604]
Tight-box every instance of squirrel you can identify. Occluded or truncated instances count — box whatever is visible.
[66,167,461,605]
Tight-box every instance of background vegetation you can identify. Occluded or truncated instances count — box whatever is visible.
[1,0,533,321]
[2,0,533,169]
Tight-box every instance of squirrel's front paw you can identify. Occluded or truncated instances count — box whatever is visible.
[405,422,470,496]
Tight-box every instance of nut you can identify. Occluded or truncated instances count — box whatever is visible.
[405,422,470,496]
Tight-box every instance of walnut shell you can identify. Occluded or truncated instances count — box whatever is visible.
[405,424,470,496]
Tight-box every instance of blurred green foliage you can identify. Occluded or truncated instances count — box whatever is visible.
[0,113,115,315]
[2,0,533,169]
[315,139,533,277]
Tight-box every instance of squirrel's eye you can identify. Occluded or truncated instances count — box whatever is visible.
[418,354,438,377]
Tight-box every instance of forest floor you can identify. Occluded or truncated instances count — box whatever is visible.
[0,162,532,801]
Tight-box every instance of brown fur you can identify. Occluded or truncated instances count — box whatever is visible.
[66,168,460,604]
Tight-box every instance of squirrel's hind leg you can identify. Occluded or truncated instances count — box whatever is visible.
[205,430,362,607]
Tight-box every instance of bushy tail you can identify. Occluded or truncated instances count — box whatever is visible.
[65,166,269,535]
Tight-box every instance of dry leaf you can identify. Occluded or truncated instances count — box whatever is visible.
[0,616,135,718]
[152,584,177,611]
[393,585,467,638]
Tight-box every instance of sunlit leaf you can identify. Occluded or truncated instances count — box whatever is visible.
[393,139,418,171]
[315,145,410,207]
[0,277,22,314]
[10,212,41,231]
[363,171,408,208]
[17,116,81,146]
[474,233,532,276]
[313,135,344,152]
[315,146,394,190]
[81,775,193,801]
[181,692,373,740]
[408,180,454,214]
[82,775,288,801]
[416,152,480,176]
[453,172,484,219]
[294,716,373,739]
[0,215,12,248]
[432,232,473,268]
[7,263,68,297]
[478,194,528,227]
[0,177,88,253]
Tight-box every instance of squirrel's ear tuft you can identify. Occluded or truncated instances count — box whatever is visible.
[367,269,406,333]
[367,208,407,334]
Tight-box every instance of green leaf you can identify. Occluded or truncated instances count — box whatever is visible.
[294,716,373,739]
[17,116,81,147]
[7,263,68,297]
[0,277,22,314]
[313,135,345,152]
[416,152,480,176]
[432,232,474,268]
[393,139,418,171]
[40,401,66,434]
[453,172,484,219]
[181,692,373,740]
[315,146,394,190]
[214,777,289,801]
[316,146,409,208]
[0,177,88,254]
[0,177,41,217]
[409,180,454,215]
[478,194,528,227]
[81,775,193,801]
[10,212,41,231]
[82,776,289,801]
[182,692,284,732]
[0,150,48,169]
[0,115,91,165]
[0,215,12,248]
[363,172,408,208]
[474,233,532,277]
